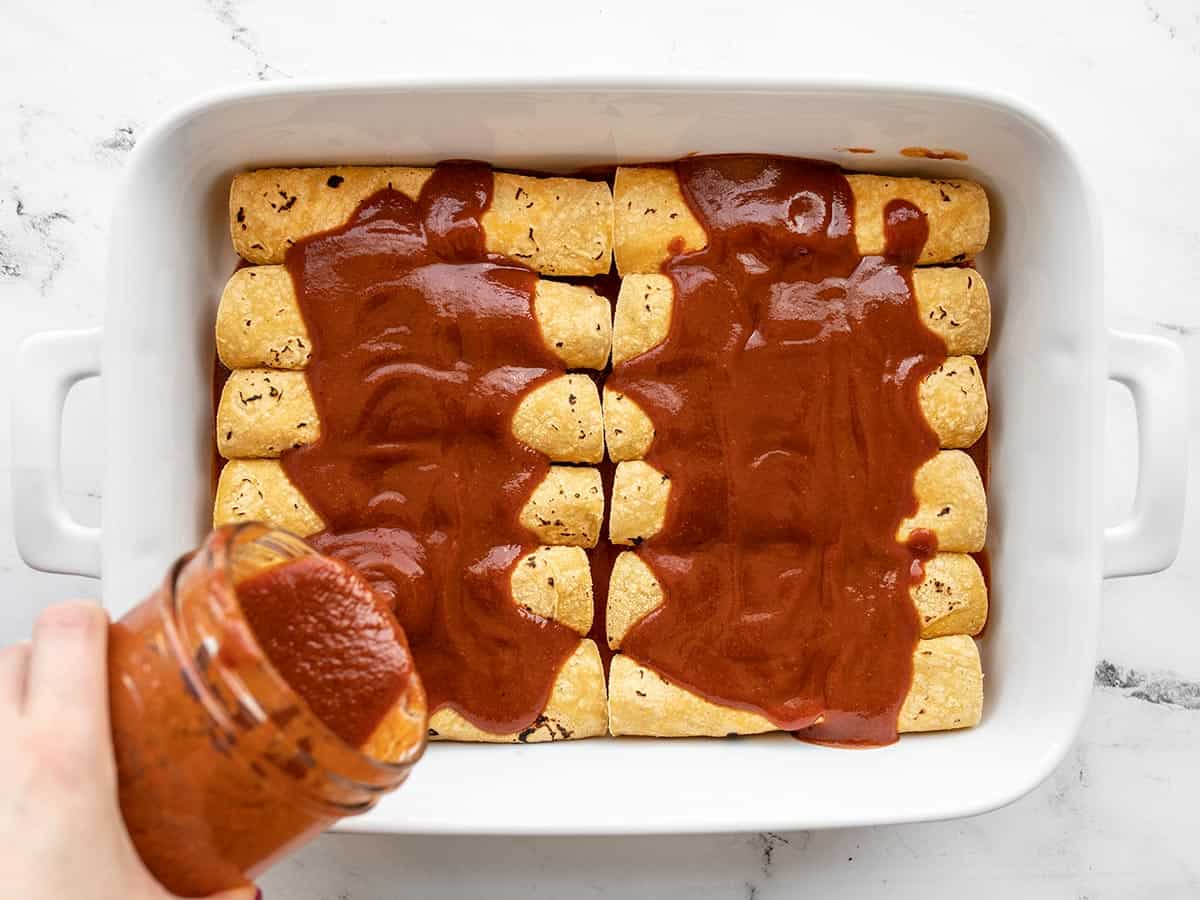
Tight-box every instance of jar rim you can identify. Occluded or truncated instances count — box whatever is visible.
[167,524,424,813]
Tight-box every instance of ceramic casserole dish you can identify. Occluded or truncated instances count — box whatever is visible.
[11,79,1188,833]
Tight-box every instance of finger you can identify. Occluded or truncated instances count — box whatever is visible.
[0,640,31,714]
[26,601,110,739]
[203,885,261,900]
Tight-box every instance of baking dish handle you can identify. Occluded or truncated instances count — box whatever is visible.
[10,328,103,578]
[1103,329,1189,578]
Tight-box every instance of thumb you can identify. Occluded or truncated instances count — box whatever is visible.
[202,887,260,900]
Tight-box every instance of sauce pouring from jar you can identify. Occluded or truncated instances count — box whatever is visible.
[108,524,426,897]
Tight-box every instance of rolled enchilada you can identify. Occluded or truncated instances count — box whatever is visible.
[217,369,605,465]
[217,266,613,372]
[608,450,988,554]
[607,637,983,737]
[231,167,613,276]
[612,166,989,273]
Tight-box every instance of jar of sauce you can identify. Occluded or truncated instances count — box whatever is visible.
[108,524,426,897]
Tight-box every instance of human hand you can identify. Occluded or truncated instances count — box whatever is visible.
[0,600,259,900]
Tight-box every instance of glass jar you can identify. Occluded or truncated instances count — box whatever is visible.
[108,524,426,897]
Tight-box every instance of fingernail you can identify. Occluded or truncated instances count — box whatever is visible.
[255,890,263,900]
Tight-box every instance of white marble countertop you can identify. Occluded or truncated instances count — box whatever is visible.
[2,0,1198,896]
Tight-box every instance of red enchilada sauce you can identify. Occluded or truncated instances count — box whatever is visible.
[109,525,424,897]
[607,156,944,744]
[280,165,579,735]
[236,554,416,748]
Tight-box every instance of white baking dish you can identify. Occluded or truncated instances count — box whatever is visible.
[10,80,1189,833]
